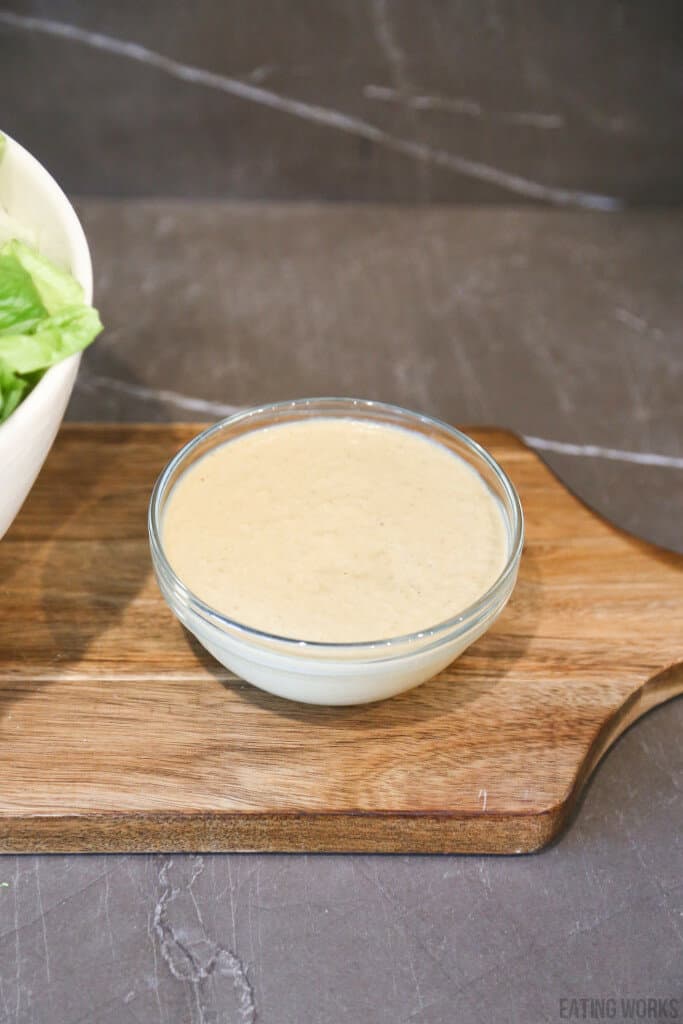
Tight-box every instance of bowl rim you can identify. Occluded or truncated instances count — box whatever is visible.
[0,130,93,440]
[149,397,524,653]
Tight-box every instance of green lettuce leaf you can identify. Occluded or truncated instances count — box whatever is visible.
[0,304,102,373]
[3,238,85,313]
[0,237,102,422]
[0,363,28,421]
[0,247,46,333]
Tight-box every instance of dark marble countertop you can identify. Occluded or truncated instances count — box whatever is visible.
[2,202,682,1023]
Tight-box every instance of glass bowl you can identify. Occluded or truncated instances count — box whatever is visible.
[148,398,524,705]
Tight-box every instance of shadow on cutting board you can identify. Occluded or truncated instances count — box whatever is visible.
[0,356,167,722]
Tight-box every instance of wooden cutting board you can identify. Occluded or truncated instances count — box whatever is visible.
[0,424,681,854]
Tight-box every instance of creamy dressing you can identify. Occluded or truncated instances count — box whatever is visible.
[162,418,508,643]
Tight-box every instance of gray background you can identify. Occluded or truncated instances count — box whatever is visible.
[1,3,682,1023]
[2,0,683,204]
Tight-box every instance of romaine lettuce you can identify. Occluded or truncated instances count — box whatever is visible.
[0,236,102,423]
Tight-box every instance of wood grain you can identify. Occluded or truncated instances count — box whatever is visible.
[0,424,680,854]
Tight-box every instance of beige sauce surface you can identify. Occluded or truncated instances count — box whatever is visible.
[162,418,508,642]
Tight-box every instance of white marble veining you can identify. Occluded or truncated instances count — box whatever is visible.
[0,11,620,210]
[153,858,255,1023]
[75,375,683,469]
[364,85,565,129]
[521,435,683,470]
[77,373,242,418]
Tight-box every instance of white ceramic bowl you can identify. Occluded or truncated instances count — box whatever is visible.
[149,399,524,705]
[0,131,93,540]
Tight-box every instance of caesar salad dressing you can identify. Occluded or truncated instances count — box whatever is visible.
[162,418,508,643]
